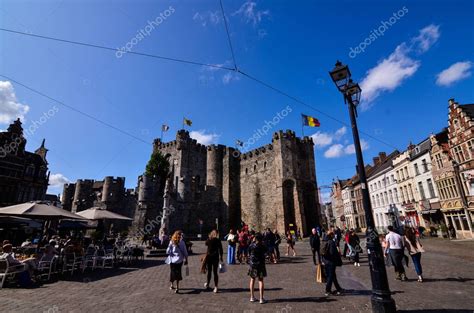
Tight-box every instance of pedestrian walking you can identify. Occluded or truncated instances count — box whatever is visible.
[285,230,297,256]
[225,229,237,265]
[342,230,350,259]
[248,233,267,304]
[309,228,321,265]
[237,230,249,264]
[321,231,343,297]
[204,229,224,292]
[165,230,188,293]
[263,228,277,263]
[274,229,281,261]
[385,225,407,281]
[404,227,425,282]
[348,230,360,267]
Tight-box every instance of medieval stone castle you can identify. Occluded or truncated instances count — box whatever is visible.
[62,129,321,237]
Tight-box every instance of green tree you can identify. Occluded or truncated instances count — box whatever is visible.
[145,151,170,182]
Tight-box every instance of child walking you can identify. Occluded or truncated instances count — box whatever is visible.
[248,233,268,304]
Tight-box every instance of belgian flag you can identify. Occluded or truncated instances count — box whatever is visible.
[302,114,320,127]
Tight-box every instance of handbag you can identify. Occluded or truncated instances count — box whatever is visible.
[200,255,208,274]
[316,264,326,283]
[219,262,227,273]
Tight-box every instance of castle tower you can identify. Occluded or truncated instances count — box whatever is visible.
[72,179,94,213]
[271,130,319,236]
[61,183,76,212]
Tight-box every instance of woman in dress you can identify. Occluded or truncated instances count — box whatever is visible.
[166,230,188,293]
[285,231,297,256]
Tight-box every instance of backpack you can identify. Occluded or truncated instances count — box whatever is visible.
[320,240,330,257]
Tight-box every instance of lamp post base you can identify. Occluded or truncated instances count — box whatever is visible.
[371,295,397,313]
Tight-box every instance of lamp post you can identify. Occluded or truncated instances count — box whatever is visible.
[329,61,396,313]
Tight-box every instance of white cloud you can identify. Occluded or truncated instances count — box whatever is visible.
[344,139,370,155]
[193,11,222,27]
[222,71,241,84]
[334,126,347,138]
[359,24,440,109]
[0,81,30,124]
[49,173,70,188]
[324,140,369,158]
[360,45,420,109]
[190,130,220,145]
[311,126,347,148]
[412,24,440,53]
[232,1,269,27]
[321,191,331,203]
[324,144,345,158]
[436,61,472,86]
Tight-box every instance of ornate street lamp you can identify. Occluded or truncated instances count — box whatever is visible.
[329,61,397,313]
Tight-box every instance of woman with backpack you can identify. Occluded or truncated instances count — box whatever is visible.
[248,233,268,304]
[321,231,343,297]
[348,230,361,267]
[166,230,188,293]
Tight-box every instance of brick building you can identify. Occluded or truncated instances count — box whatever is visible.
[0,119,49,207]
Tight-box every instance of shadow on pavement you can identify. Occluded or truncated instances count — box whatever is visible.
[421,277,474,283]
[218,287,283,293]
[341,289,404,296]
[269,297,337,303]
[397,309,472,313]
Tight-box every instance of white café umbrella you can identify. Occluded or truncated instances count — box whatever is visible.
[75,207,133,221]
[0,201,86,220]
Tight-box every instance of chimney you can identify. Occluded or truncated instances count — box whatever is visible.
[373,156,380,166]
[379,152,387,162]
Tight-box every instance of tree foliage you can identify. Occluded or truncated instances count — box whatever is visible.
[145,151,170,181]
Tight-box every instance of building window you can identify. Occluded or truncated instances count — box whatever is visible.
[467,140,474,160]
[414,164,420,175]
[384,192,388,205]
[435,154,443,169]
[422,159,428,172]
[454,145,465,163]
[453,119,459,129]
[404,167,409,179]
[418,182,426,200]
[394,188,399,203]
[427,179,436,198]
[389,190,393,204]
[376,194,380,207]
[264,162,267,169]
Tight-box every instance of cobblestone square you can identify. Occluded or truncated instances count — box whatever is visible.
[2,238,474,313]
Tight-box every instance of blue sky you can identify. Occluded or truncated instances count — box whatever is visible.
[0,0,473,199]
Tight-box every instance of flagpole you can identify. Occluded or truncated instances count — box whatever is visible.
[160,128,163,141]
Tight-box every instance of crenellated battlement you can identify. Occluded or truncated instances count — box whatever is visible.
[241,144,274,160]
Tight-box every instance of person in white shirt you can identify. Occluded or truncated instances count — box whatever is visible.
[384,226,407,281]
